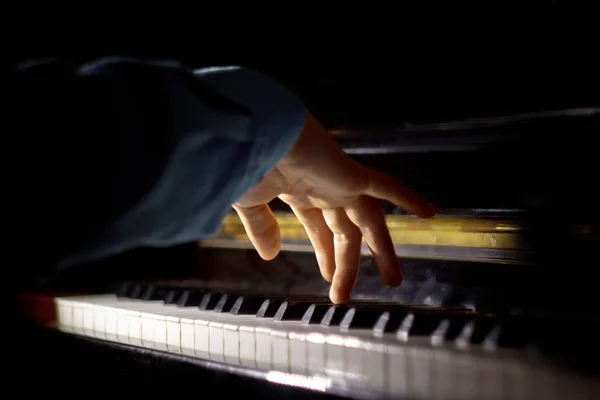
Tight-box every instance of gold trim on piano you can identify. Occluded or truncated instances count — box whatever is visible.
[216,213,525,250]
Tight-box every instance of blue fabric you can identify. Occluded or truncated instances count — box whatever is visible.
[12,58,306,270]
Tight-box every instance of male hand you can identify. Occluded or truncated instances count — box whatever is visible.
[234,112,436,304]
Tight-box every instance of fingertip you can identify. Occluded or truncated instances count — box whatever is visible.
[379,256,403,288]
[257,242,281,261]
[418,202,438,219]
[385,272,404,287]
[329,286,349,305]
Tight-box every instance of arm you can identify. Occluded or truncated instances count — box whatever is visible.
[11,57,306,275]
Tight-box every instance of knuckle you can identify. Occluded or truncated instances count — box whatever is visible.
[333,230,360,243]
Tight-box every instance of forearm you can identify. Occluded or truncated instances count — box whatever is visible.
[10,57,306,274]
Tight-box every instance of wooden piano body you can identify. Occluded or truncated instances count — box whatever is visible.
[7,27,600,399]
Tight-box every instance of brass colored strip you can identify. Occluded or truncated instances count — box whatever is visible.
[218,213,527,250]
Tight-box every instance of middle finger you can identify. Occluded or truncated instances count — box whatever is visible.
[322,208,362,304]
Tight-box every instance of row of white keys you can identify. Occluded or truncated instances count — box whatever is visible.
[55,295,383,385]
[55,295,599,400]
[56,295,493,396]
[65,296,579,398]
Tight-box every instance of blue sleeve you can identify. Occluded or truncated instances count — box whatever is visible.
[12,57,306,271]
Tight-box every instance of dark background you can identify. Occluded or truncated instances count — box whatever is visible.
[7,3,600,397]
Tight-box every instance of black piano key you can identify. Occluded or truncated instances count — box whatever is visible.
[396,313,415,340]
[199,293,223,310]
[430,319,451,345]
[470,317,497,345]
[214,294,238,313]
[301,304,331,325]
[373,309,409,336]
[141,286,176,302]
[140,285,155,300]
[176,290,205,307]
[275,302,316,321]
[482,324,502,350]
[116,282,132,298]
[443,315,472,341]
[321,305,350,327]
[257,299,285,318]
[409,313,445,336]
[340,307,386,331]
[127,283,145,299]
[164,290,180,304]
[456,317,495,347]
[230,296,267,315]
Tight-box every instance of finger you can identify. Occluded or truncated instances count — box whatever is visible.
[322,208,362,304]
[363,167,437,218]
[290,206,336,282]
[346,196,403,287]
[233,204,281,260]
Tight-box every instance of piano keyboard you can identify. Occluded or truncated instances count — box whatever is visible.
[53,284,597,400]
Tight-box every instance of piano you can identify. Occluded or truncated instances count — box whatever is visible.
[7,25,600,400]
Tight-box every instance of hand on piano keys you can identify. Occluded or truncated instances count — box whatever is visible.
[234,112,437,304]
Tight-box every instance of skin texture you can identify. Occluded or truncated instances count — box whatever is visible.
[234,112,437,304]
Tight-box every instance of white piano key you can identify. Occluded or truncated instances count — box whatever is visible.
[343,336,363,380]
[325,333,346,378]
[82,303,95,333]
[449,350,478,400]
[408,345,434,400]
[270,328,290,372]
[128,309,144,346]
[152,313,168,350]
[360,341,385,392]
[116,307,131,343]
[386,343,410,398]
[93,304,107,339]
[194,319,210,355]
[430,347,454,400]
[223,323,241,365]
[105,306,119,341]
[239,325,256,368]
[54,298,73,332]
[166,315,182,352]
[73,302,84,334]
[288,331,307,375]
[141,312,156,348]
[209,321,225,362]
[255,326,272,370]
[306,332,327,375]
[472,354,503,400]
[180,318,195,356]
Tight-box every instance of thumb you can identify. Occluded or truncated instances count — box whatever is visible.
[233,204,282,260]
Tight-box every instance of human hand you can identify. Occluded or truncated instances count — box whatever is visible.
[234,112,437,304]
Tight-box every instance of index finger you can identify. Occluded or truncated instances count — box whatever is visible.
[363,167,437,218]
